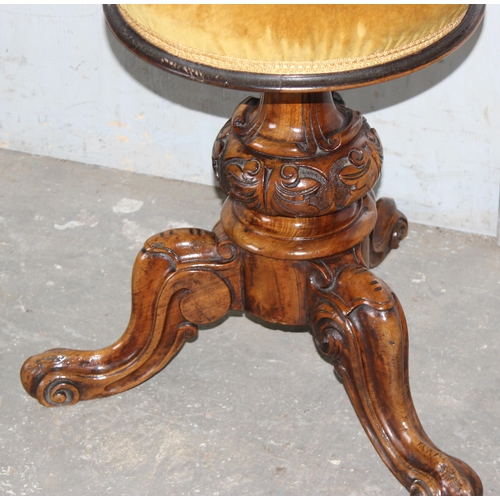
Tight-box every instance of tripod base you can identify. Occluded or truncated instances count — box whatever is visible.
[20,91,482,495]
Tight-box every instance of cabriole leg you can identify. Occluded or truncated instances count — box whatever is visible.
[308,251,482,495]
[20,224,242,407]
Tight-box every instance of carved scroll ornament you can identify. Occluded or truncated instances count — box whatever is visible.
[213,95,383,217]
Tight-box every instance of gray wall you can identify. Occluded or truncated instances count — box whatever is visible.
[1,5,499,236]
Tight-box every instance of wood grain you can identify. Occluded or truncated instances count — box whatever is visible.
[21,92,481,495]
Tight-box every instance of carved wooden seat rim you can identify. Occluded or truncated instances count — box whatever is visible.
[103,4,484,91]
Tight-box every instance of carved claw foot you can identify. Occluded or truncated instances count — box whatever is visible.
[20,224,242,406]
[367,196,408,268]
[308,253,482,495]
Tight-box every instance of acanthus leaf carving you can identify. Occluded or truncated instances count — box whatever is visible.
[337,123,383,206]
[224,158,263,209]
[213,98,384,216]
[271,164,330,216]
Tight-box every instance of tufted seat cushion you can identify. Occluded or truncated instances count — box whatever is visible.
[118,4,468,75]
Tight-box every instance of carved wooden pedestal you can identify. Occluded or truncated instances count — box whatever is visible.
[21,92,482,495]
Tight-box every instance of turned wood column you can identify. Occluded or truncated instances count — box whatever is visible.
[214,91,382,222]
[213,91,381,324]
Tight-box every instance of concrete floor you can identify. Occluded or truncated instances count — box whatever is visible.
[1,148,499,495]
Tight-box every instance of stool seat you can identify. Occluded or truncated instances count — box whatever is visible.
[107,4,483,91]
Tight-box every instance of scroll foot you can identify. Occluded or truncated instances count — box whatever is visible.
[367,196,408,268]
[308,254,482,495]
[20,224,242,406]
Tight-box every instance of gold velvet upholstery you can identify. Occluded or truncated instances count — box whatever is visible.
[119,4,468,75]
